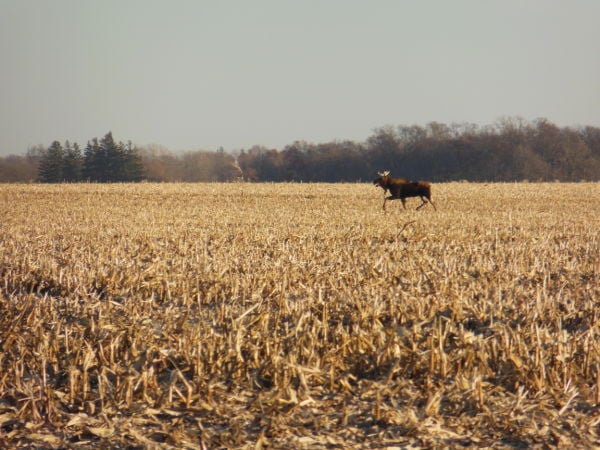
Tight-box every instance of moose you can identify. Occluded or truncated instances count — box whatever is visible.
[373,171,436,211]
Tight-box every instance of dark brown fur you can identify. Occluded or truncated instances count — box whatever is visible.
[373,171,436,211]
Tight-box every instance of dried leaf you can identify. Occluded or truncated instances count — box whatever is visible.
[27,433,62,445]
[86,427,115,438]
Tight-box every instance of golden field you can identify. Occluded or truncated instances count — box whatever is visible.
[0,182,599,449]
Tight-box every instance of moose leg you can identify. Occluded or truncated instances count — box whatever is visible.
[424,194,436,211]
[401,198,406,209]
[416,196,437,211]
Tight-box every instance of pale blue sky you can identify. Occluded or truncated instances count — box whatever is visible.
[1,0,599,155]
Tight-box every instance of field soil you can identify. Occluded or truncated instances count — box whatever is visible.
[0,182,599,448]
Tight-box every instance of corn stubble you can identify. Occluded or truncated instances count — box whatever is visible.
[0,182,598,448]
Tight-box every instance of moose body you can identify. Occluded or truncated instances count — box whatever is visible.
[373,171,436,211]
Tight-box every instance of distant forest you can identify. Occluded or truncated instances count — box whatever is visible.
[1,118,599,183]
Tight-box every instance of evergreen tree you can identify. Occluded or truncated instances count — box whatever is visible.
[100,132,124,181]
[38,141,65,182]
[62,141,83,181]
[122,140,145,181]
[83,138,101,181]
[82,133,145,182]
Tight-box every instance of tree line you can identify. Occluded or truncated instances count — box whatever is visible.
[36,132,144,183]
[1,118,599,183]
[235,118,600,182]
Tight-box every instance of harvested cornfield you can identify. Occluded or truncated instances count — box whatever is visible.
[0,182,599,448]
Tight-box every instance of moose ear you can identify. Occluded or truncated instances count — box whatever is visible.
[377,171,384,177]
[383,171,390,176]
